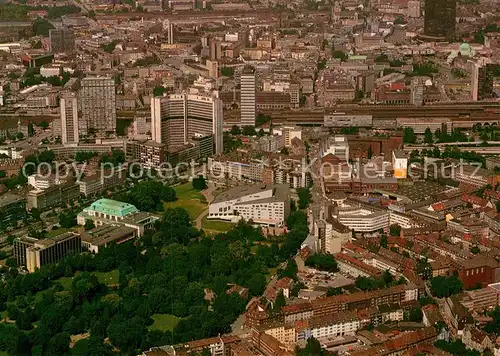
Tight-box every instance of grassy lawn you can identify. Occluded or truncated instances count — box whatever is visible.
[55,269,120,290]
[46,227,73,238]
[148,314,180,332]
[95,269,120,286]
[202,217,235,232]
[163,183,207,220]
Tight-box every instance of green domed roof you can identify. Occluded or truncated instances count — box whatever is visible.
[459,42,471,51]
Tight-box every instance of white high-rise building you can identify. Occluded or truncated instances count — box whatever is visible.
[470,61,480,101]
[80,77,116,133]
[240,66,256,127]
[151,91,223,154]
[407,0,420,18]
[60,92,79,144]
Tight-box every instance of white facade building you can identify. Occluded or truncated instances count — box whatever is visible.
[337,208,389,232]
[240,66,256,127]
[208,184,290,226]
[60,92,79,144]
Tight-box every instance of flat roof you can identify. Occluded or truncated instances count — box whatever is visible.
[33,232,79,248]
[212,183,289,204]
[0,193,24,207]
[81,224,136,246]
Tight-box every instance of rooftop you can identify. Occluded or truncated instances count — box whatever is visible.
[212,184,290,204]
[86,199,139,217]
[0,193,24,207]
[81,224,137,246]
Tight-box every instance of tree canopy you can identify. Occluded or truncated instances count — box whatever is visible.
[305,253,339,272]
[297,187,312,209]
[121,180,177,212]
[430,274,463,298]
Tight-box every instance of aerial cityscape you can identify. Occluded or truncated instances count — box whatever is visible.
[0,0,499,355]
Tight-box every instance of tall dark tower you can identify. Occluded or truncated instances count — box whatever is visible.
[424,0,456,41]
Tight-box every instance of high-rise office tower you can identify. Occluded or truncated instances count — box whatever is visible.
[478,64,495,100]
[407,0,420,18]
[410,77,424,106]
[60,91,79,144]
[166,20,175,44]
[240,66,256,127]
[470,61,480,101]
[49,27,75,53]
[424,0,456,40]
[210,38,222,60]
[80,77,116,133]
[151,92,223,154]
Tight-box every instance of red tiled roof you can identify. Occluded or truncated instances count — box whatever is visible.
[484,190,500,201]
[335,252,382,277]
[431,203,445,212]
[281,302,313,315]
[462,194,489,207]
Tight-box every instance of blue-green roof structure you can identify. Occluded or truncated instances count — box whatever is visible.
[86,199,139,217]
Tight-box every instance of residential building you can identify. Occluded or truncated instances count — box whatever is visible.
[142,336,241,356]
[78,167,126,197]
[136,140,167,168]
[462,326,495,354]
[80,77,116,133]
[444,295,473,336]
[78,175,102,197]
[335,253,382,278]
[273,126,302,147]
[460,283,500,312]
[208,184,290,226]
[349,328,437,356]
[320,135,349,160]
[26,181,80,210]
[60,91,79,144]
[240,66,256,127]
[252,135,285,153]
[0,193,26,232]
[280,284,419,321]
[299,311,361,341]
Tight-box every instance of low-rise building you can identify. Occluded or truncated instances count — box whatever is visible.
[26,181,80,210]
[208,184,290,226]
[0,193,26,232]
[77,199,159,237]
[81,225,137,253]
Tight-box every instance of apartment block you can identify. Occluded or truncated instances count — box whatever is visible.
[27,181,80,210]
